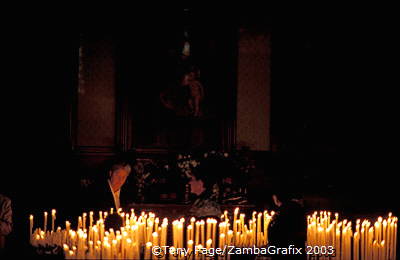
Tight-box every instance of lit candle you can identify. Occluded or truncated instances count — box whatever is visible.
[219,233,225,249]
[187,225,193,242]
[240,214,245,234]
[393,218,397,260]
[233,208,239,242]
[161,221,168,247]
[257,212,262,246]
[29,215,34,238]
[82,212,87,231]
[354,232,359,260]
[155,217,159,233]
[51,209,56,232]
[144,241,152,259]
[89,211,93,229]
[190,217,195,242]
[206,219,211,242]
[200,220,205,246]
[227,230,233,246]
[211,219,217,248]
[206,238,212,250]
[152,231,159,247]
[368,227,374,259]
[187,240,194,258]
[44,212,48,233]
[178,221,184,249]
[78,216,82,230]
[195,221,200,246]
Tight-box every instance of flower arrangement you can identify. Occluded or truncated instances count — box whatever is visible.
[176,153,200,181]
[131,160,155,202]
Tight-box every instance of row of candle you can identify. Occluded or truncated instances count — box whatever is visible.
[307,211,397,260]
[29,208,275,259]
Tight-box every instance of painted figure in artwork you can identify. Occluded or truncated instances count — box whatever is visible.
[181,66,204,117]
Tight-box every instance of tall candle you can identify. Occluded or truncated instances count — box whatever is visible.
[187,225,193,242]
[206,238,212,250]
[257,213,262,246]
[178,222,184,249]
[155,217,159,233]
[211,219,217,248]
[393,219,397,260]
[190,217,196,230]
[44,212,48,233]
[219,233,225,249]
[240,214,245,234]
[200,220,205,246]
[233,208,239,242]
[353,232,359,260]
[189,218,195,245]
[187,240,194,258]
[195,221,200,246]
[161,222,167,247]
[78,217,82,230]
[89,211,93,229]
[51,209,56,232]
[144,242,152,260]
[152,232,159,247]
[227,230,233,246]
[82,212,87,231]
[206,219,211,242]
[29,215,34,238]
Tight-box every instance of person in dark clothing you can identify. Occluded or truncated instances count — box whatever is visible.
[268,190,306,259]
[188,155,233,218]
[88,159,135,213]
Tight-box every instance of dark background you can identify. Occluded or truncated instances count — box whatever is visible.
[1,6,398,254]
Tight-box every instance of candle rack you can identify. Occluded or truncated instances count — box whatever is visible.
[29,208,274,259]
[307,211,397,260]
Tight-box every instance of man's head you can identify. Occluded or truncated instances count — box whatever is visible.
[109,162,131,192]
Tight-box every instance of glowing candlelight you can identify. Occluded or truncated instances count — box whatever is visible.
[89,211,93,229]
[195,221,200,246]
[82,212,87,231]
[144,241,152,259]
[187,224,193,242]
[257,212,261,246]
[211,219,217,248]
[206,218,211,242]
[51,209,56,232]
[29,215,33,237]
[200,220,205,246]
[44,211,48,233]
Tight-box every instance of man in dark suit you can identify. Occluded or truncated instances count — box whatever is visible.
[90,160,135,213]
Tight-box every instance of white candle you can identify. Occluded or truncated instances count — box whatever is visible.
[195,221,200,247]
[44,212,48,233]
[144,241,152,259]
[78,217,82,230]
[211,219,217,248]
[206,219,211,242]
[89,211,93,229]
[51,209,56,232]
[29,215,34,238]
[82,212,87,231]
